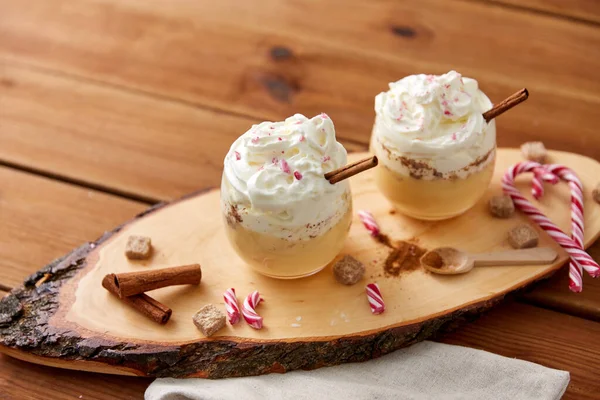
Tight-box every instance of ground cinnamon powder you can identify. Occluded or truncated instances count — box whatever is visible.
[375,233,394,248]
[421,251,444,270]
[383,241,426,277]
[225,204,243,227]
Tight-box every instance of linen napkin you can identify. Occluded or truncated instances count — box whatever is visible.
[145,341,569,400]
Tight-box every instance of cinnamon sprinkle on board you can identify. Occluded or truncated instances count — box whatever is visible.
[375,233,394,248]
[383,241,427,277]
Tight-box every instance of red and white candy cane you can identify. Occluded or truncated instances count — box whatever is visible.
[358,210,380,237]
[502,162,599,292]
[242,290,264,329]
[531,167,559,199]
[366,283,385,314]
[223,288,240,325]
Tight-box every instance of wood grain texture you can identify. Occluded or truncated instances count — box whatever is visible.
[1,61,598,325]
[1,301,597,399]
[0,354,150,400]
[0,0,599,159]
[1,150,599,378]
[521,240,600,321]
[0,166,147,289]
[487,0,600,24]
[0,64,365,201]
[1,0,599,396]
[441,301,600,400]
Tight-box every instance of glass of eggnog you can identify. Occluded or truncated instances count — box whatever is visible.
[221,113,352,279]
[370,71,496,221]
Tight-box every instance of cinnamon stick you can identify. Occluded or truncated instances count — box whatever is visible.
[113,264,202,298]
[325,156,378,184]
[483,88,529,122]
[102,274,172,324]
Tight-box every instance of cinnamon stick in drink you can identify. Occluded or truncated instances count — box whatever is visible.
[113,264,202,298]
[483,88,529,122]
[325,156,378,184]
[102,274,172,324]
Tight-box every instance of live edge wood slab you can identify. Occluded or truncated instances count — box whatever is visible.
[1,149,599,378]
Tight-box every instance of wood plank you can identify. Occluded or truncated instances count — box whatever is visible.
[1,300,597,399]
[441,301,600,400]
[0,166,147,289]
[3,63,600,326]
[0,354,149,400]
[487,0,600,24]
[1,0,599,159]
[3,60,598,323]
[0,64,366,202]
[521,240,600,321]
[5,149,596,378]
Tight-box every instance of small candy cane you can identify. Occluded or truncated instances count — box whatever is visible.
[502,162,599,292]
[531,167,559,199]
[366,283,385,314]
[223,288,240,325]
[242,290,264,329]
[358,210,380,237]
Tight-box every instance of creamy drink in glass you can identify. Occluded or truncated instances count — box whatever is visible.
[221,113,352,279]
[370,71,496,221]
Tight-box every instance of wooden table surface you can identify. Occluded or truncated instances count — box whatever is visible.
[1,0,599,398]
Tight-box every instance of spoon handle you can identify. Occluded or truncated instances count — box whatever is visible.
[472,247,558,267]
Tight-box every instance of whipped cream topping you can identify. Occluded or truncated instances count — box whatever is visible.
[222,114,351,239]
[372,71,496,179]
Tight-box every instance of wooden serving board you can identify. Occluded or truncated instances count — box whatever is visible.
[1,149,599,378]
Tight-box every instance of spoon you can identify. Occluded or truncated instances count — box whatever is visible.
[420,247,558,275]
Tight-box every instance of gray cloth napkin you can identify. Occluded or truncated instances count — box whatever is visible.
[145,341,569,400]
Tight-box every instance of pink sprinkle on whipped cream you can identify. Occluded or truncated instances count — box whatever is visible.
[280,159,291,174]
[252,136,259,143]
[294,171,303,180]
[320,112,329,119]
[451,133,457,141]
[300,135,305,142]
[234,151,241,160]
[322,155,330,162]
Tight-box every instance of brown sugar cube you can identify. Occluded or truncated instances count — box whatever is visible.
[489,195,515,218]
[508,224,539,249]
[333,255,365,285]
[125,235,152,260]
[193,304,226,337]
[521,142,547,163]
[593,182,600,204]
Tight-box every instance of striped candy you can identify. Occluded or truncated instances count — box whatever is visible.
[358,210,380,237]
[366,283,385,315]
[502,162,599,292]
[242,290,264,329]
[223,288,240,325]
[531,167,557,199]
